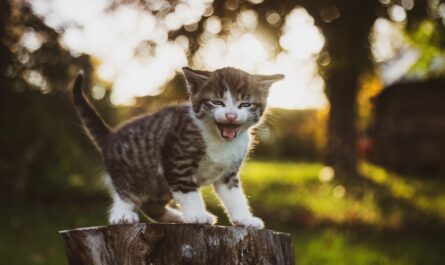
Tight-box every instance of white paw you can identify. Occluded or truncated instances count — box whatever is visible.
[232,216,264,229]
[109,210,139,224]
[183,211,217,225]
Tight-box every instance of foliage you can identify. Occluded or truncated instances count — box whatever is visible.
[0,1,99,200]
[254,108,326,161]
[357,74,384,133]
[0,87,103,200]
[408,20,445,77]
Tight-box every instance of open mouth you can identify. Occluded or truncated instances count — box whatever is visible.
[216,122,241,140]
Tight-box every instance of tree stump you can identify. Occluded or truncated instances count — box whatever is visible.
[59,224,294,265]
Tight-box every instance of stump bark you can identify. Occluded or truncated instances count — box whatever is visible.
[59,224,294,265]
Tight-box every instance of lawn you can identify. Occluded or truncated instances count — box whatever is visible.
[1,161,444,264]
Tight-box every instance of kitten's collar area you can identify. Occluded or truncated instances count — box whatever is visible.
[216,122,241,141]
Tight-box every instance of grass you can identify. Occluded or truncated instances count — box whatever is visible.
[291,227,443,265]
[1,161,445,264]
[1,201,107,265]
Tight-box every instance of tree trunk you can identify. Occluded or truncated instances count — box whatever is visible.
[325,68,360,180]
[59,224,294,265]
[304,1,378,182]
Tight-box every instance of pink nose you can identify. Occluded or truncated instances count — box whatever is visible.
[225,112,238,122]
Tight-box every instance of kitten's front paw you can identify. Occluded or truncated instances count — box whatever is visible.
[109,210,139,224]
[232,216,264,229]
[183,211,217,225]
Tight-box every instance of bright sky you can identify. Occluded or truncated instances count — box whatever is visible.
[25,0,405,109]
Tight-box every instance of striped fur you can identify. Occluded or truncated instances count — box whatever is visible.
[72,67,283,226]
[72,73,111,151]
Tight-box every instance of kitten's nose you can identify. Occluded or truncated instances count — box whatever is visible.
[225,112,238,123]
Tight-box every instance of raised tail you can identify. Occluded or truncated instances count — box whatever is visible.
[72,72,111,151]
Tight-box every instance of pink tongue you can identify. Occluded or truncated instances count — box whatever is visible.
[222,127,237,138]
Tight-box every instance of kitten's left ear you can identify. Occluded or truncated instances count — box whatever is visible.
[254,74,285,90]
[182,67,212,94]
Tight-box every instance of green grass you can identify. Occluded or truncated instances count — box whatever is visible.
[291,227,443,265]
[240,162,381,224]
[237,161,445,227]
[0,201,107,265]
[1,161,445,265]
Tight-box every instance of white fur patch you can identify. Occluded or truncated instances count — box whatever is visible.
[205,130,249,164]
[189,105,250,185]
[173,191,216,224]
[109,192,139,224]
[214,183,264,229]
[191,131,249,185]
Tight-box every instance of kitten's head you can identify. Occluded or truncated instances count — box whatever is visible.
[183,67,284,141]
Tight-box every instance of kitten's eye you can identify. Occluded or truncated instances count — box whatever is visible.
[211,100,225,106]
[239,103,252,108]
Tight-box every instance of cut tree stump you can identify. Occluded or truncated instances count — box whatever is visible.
[59,224,294,265]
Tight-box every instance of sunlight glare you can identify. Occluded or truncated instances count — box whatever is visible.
[21,29,42,52]
[204,16,222,34]
[237,9,259,30]
[111,42,188,105]
[371,18,407,63]
[280,8,324,60]
[194,7,327,109]
[266,53,326,109]
[29,1,327,109]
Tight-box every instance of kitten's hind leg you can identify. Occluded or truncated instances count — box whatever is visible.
[141,202,184,223]
[109,192,139,224]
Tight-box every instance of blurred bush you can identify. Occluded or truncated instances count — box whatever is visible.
[253,108,327,161]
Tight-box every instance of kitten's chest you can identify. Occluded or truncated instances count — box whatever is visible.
[194,134,249,185]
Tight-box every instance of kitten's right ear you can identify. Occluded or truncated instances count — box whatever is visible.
[254,73,285,91]
[182,67,212,94]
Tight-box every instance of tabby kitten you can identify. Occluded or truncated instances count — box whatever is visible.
[73,67,283,228]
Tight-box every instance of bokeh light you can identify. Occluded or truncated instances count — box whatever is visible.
[28,0,332,109]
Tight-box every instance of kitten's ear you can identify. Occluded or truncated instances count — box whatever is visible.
[182,67,212,94]
[254,74,285,91]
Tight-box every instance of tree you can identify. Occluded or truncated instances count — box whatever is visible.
[301,0,379,180]
[0,0,99,200]
[271,0,445,181]
[300,0,445,181]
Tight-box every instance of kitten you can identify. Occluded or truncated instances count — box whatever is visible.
[72,67,284,228]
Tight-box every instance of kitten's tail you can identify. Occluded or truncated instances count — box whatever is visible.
[72,72,111,151]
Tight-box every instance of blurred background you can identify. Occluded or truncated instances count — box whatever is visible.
[1,0,445,264]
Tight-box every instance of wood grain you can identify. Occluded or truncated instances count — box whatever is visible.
[59,224,294,265]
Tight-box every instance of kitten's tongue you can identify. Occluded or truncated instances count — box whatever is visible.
[222,127,237,139]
